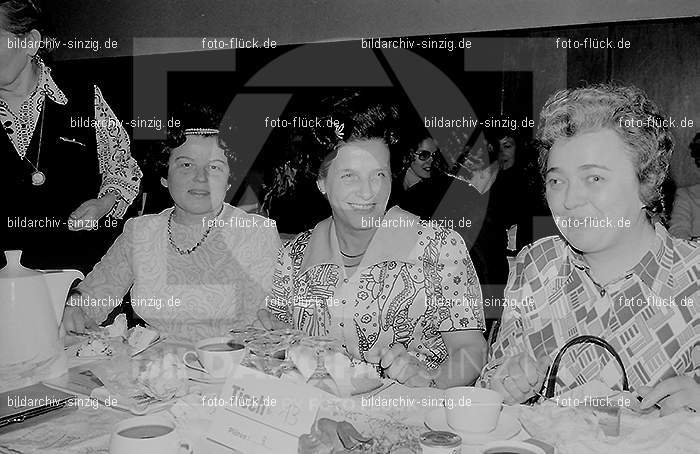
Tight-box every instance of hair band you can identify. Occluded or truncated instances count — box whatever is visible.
[184,128,219,136]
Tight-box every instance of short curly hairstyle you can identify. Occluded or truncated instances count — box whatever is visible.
[536,84,674,211]
[154,103,235,178]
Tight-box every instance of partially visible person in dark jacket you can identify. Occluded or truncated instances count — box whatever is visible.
[669,133,700,240]
[0,0,142,272]
[432,129,539,321]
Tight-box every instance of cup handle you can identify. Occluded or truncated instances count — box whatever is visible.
[183,351,207,374]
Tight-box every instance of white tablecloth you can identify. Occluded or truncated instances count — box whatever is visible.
[2,342,699,454]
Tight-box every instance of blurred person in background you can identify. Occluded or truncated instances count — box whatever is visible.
[391,131,448,220]
[433,128,535,324]
[669,132,700,240]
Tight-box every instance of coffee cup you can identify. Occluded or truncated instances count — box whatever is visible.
[109,414,191,454]
[444,386,503,433]
[183,336,245,378]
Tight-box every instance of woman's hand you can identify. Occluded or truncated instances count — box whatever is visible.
[489,353,551,404]
[61,305,97,334]
[638,376,699,416]
[68,194,116,230]
[379,344,434,387]
[257,308,293,330]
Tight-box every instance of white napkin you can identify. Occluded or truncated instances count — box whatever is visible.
[288,345,319,381]
[519,401,700,453]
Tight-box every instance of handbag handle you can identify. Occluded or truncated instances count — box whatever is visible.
[538,335,629,400]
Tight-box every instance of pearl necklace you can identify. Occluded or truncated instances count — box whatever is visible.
[167,205,223,255]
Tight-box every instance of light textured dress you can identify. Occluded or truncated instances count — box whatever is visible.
[77,204,281,343]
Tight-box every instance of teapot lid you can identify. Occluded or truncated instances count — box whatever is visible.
[0,250,41,278]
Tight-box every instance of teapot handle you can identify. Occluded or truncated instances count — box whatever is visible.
[44,270,84,325]
[536,335,629,401]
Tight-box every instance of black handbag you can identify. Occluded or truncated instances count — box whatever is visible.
[532,334,630,402]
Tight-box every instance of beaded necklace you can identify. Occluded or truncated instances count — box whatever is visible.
[167,205,224,255]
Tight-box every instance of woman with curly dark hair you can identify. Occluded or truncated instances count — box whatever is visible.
[260,96,487,389]
[61,104,281,343]
[480,84,699,414]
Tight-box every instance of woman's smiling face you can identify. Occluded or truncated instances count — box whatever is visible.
[318,138,391,231]
[545,128,645,253]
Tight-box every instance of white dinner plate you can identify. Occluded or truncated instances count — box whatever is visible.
[64,333,165,358]
[424,407,521,445]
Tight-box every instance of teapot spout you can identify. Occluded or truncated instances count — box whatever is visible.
[45,270,85,325]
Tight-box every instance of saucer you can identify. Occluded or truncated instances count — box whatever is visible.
[424,407,521,445]
[183,358,227,384]
[480,440,546,454]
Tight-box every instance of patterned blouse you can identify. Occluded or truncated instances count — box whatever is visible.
[76,204,281,343]
[267,206,485,369]
[481,223,699,394]
[0,59,141,218]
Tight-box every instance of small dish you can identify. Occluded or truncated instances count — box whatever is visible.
[424,407,521,445]
[66,337,114,360]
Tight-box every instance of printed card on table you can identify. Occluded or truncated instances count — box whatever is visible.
[207,366,331,453]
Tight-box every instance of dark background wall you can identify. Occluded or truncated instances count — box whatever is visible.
[43,1,699,188]
[48,13,699,230]
[44,0,698,59]
[499,19,700,187]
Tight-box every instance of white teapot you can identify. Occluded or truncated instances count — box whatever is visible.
[0,250,83,369]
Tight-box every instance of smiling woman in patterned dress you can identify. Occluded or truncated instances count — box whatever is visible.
[480,84,699,416]
[260,100,487,389]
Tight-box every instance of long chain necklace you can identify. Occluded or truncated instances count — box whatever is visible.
[167,205,224,255]
[23,104,46,186]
